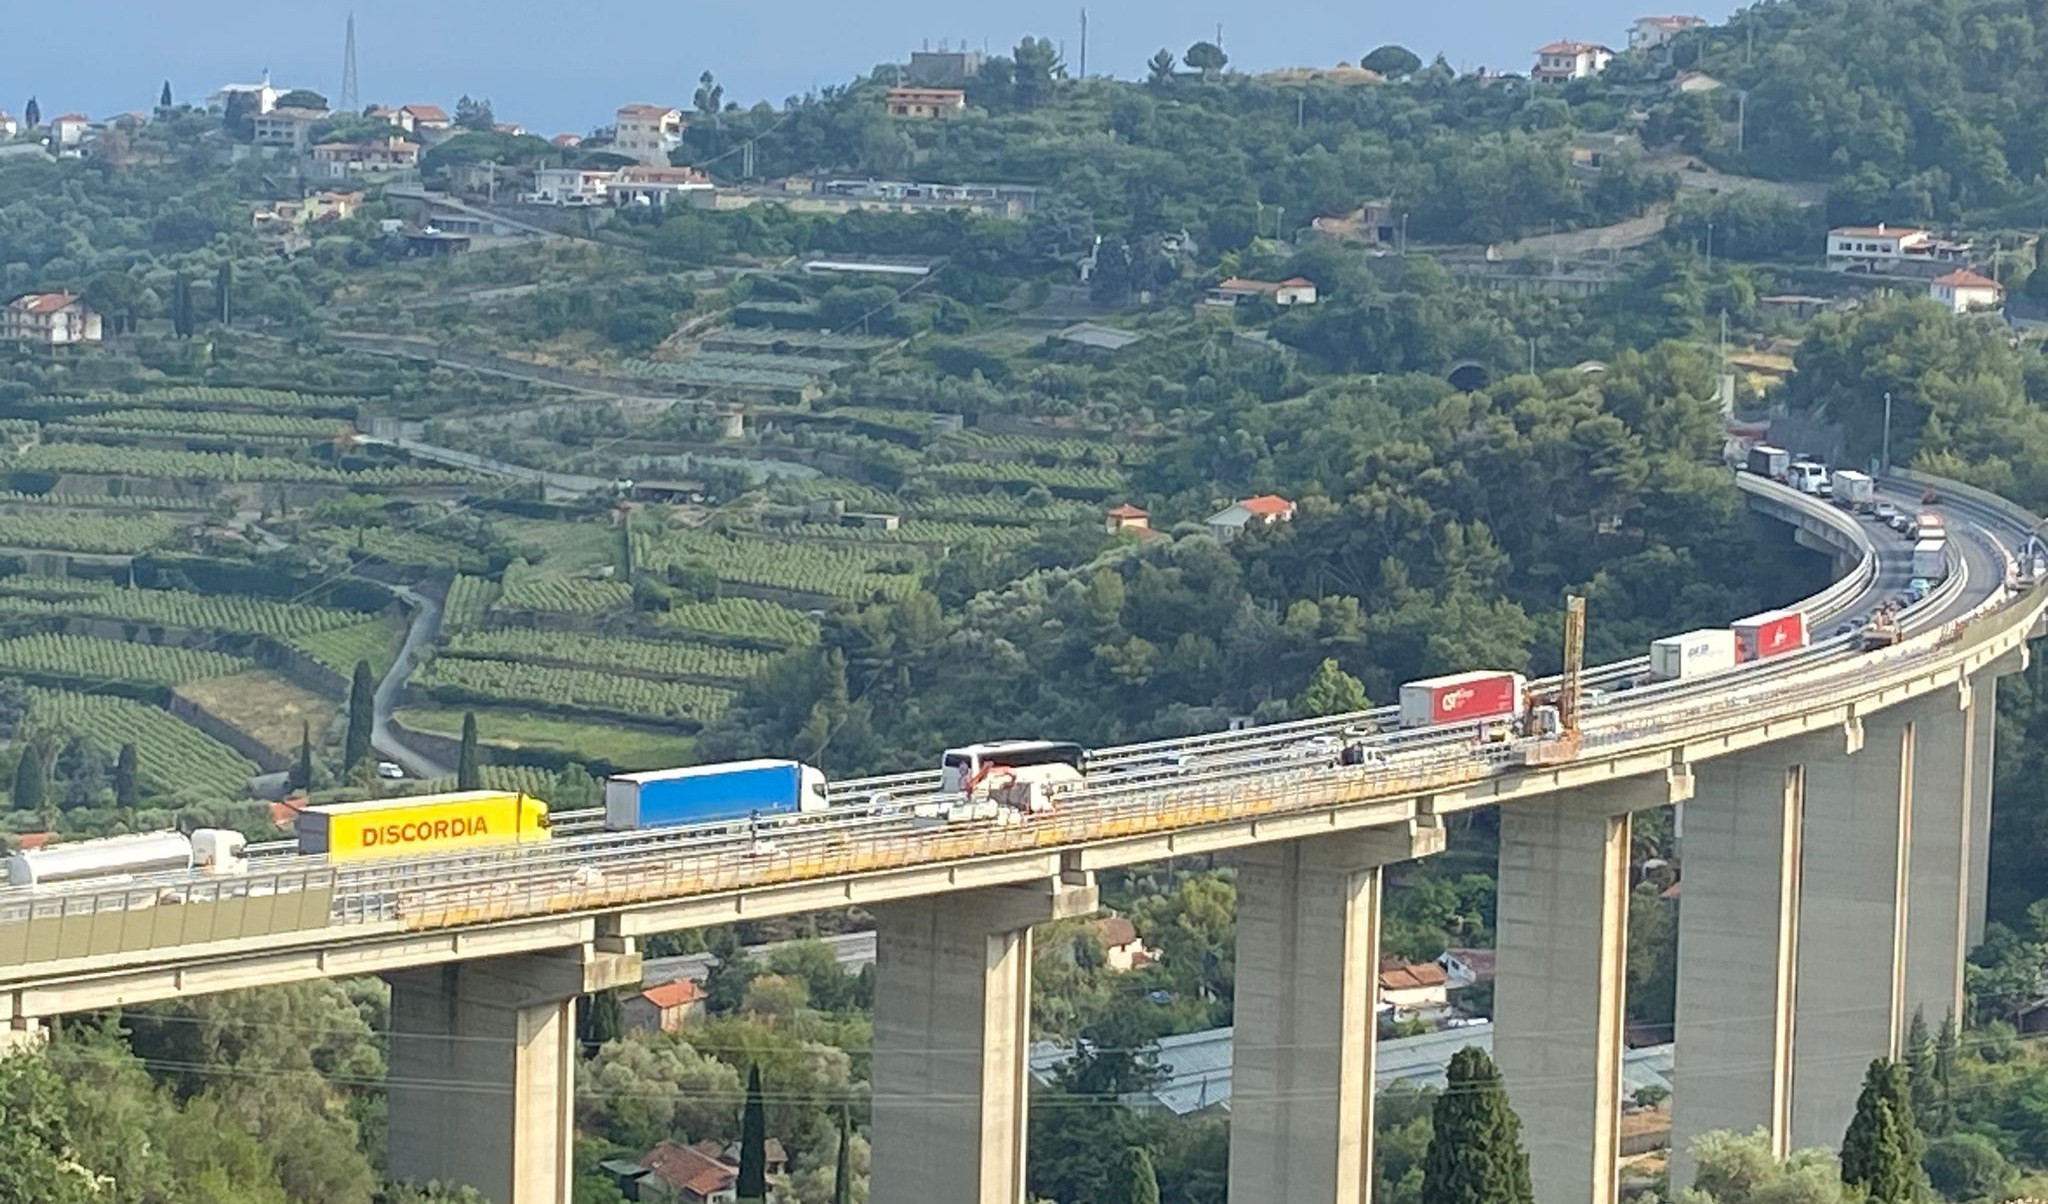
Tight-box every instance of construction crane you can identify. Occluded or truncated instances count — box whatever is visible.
[1522,594,1586,766]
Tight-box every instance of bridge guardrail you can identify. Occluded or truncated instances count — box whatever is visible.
[0,473,2027,978]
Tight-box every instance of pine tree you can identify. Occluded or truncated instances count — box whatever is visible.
[1841,1058,1921,1204]
[737,1064,768,1204]
[1112,1145,1161,1204]
[831,1101,853,1204]
[113,742,139,808]
[343,660,375,770]
[158,81,173,112]
[457,712,481,790]
[287,722,313,793]
[1296,657,1370,717]
[10,743,45,812]
[1422,1046,1535,1204]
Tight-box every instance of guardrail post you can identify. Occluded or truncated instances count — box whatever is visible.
[1494,769,1689,1204]
[384,944,642,1204]
[868,877,1098,1204]
[1225,819,1445,1204]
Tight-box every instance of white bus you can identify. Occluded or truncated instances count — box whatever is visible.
[1787,460,1831,496]
[940,740,1087,811]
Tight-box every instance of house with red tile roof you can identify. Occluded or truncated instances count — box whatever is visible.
[1206,494,1296,541]
[637,1140,738,1203]
[3,293,101,345]
[1204,275,1319,307]
[623,978,707,1032]
[1930,269,2003,315]
[1533,41,1614,81]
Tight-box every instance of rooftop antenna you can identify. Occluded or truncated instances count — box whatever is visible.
[339,13,360,112]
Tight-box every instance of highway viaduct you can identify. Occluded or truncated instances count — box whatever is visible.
[0,468,2041,1204]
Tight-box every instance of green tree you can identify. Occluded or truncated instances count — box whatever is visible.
[11,742,45,813]
[1112,1145,1162,1204]
[452,95,493,130]
[1921,1132,2009,1202]
[1184,41,1229,76]
[693,72,724,118]
[287,723,313,794]
[24,97,40,128]
[1362,45,1423,77]
[1012,37,1063,109]
[1146,49,1178,85]
[276,88,328,111]
[113,741,139,808]
[457,712,480,791]
[158,80,173,112]
[832,1102,854,1204]
[579,988,623,1053]
[1902,1010,1937,1131]
[343,660,374,771]
[213,260,232,326]
[1295,657,1369,717]
[1421,1047,1534,1204]
[1839,1059,1919,1204]
[171,273,194,338]
[738,1064,768,1204]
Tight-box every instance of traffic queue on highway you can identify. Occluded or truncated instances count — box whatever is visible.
[0,458,1972,894]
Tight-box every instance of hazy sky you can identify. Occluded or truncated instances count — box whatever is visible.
[1,0,1736,135]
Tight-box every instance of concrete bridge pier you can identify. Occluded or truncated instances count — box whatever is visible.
[868,877,1099,1204]
[1670,740,1813,1187]
[1225,819,1446,1204]
[1672,685,1984,1187]
[385,943,642,1204]
[1493,768,1692,1204]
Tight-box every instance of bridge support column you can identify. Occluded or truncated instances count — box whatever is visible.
[1671,744,1809,1187]
[1226,819,1446,1204]
[1902,689,1976,1030]
[1968,676,1997,946]
[869,878,1098,1204]
[1494,769,1691,1204]
[385,944,642,1204]
[1788,716,1914,1151]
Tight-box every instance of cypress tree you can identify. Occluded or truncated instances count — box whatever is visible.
[1904,1009,1938,1127]
[287,723,313,793]
[213,261,233,326]
[737,1064,768,1203]
[578,989,621,1053]
[113,742,139,808]
[1932,1010,1959,1134]
[457,711,481,790]
[171,274,192,339]
[23,98,39,129]
[1841,1058,1921,1204]
[1422,1046,1535,1204]
[10,743,44,812]
[158,81,172,112]
[343,660,375,770]
[831,1101,853,1204]
[1112,1145,1161,1204]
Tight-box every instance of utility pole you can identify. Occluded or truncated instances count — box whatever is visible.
[339,12,360,113]
[1400,211,1409,256]
[1737,90,1748,154]
[1297,94,1305,129]
[1079,9,1087,79]
[1706,220,1714,269]
[1881,391,1893,475]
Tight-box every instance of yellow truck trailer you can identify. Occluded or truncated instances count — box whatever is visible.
[296,791,552,863]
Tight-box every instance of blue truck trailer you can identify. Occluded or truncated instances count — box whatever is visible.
[605,760,830,831]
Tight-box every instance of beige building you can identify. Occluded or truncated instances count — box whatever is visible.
[1532,41,1615,81]
[311,136,420,179]
[252,107,326,152]
[885,86,967,119]
[1929,269,2003,314]
[614,103,685,165]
